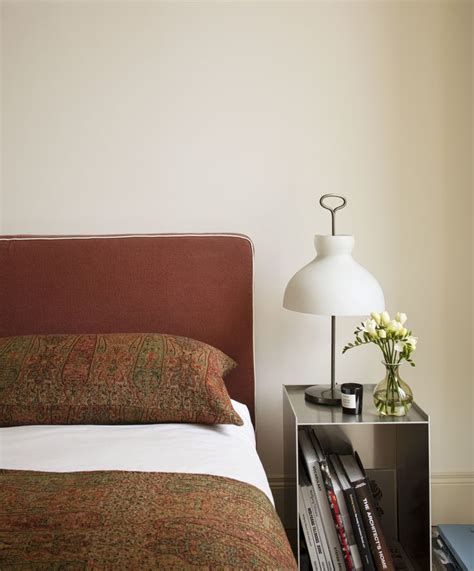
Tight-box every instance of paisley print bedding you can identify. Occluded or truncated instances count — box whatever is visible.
[0,470,296,570]
[0,333,242,427]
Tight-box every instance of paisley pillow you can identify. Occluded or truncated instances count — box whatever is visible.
[0,334,242,426]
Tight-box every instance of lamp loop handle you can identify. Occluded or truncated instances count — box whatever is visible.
[319,194,347,235]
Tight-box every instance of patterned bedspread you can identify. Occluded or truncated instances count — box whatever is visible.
[0,470,296,570]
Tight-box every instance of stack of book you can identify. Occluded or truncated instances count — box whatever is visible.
[298,428,395,571]
[432,525,474,570]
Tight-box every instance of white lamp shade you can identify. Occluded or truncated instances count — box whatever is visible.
[283,235,385,316]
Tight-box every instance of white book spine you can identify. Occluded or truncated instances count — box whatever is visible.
[299,486,321,570]
[299,431,345,571]
[302,484,331,571]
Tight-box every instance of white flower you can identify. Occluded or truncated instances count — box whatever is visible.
[381,311,390,326]
[388,320,404,335]
[396,312,408,325]
[343,312,418,368]
[362,319,378,337]
[371,312,381,325]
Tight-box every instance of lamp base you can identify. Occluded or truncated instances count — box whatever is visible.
[305,385,342,406]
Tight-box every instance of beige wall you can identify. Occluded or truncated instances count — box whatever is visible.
[1,1,472,522]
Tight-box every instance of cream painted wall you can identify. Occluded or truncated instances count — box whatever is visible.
[1,1,472,521]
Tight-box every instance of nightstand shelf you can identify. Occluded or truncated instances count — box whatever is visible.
[283,384,431,570]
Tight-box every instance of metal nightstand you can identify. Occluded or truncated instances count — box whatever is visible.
[283,384,431,570]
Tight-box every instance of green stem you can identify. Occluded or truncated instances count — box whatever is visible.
[385,364,399,414]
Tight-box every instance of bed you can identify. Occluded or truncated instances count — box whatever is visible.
[0,234,296,570]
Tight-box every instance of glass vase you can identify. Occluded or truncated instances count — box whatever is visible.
[373,363,413,416]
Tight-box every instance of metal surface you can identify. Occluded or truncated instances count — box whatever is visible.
[397,424,431,568]
[283,385,431,570]
[304,384,342,405]
[331,315,336,388]
[288,384,429,425]
[319,194,347,236]
[304,288,342,405]
[282,387,298,559]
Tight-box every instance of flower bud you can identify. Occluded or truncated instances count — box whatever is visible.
[381,311,390,326]
[388,320,402,332]
[371,312,381,325]
[362,319,378,338]
[378,329,387,339]
[396,312,408,325]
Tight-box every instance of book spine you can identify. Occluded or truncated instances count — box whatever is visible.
[353,480,395,571]
[299,432,344,570]
[303,484,331,571]
[321,468,355,570]
[310,460,345,570]
[343,487,376,571]
[332,482,363,570]
[299,485,321,570]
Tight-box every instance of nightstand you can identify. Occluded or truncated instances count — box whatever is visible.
[283,384,431,570]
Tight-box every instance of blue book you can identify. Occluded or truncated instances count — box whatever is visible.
[437,524,474,571]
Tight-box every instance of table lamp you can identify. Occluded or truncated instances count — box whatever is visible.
[283,194,385,405]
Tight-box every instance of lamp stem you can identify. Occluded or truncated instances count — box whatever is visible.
[304,313,342,405]
[331,315,336,393]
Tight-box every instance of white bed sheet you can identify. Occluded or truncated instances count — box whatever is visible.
[0,400,273,504]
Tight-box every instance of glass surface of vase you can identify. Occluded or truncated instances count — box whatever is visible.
[373,363,413,416]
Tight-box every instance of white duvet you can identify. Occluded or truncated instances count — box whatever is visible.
[0,400,273,504]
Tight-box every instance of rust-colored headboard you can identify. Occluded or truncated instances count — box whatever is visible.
[0,234,255,423]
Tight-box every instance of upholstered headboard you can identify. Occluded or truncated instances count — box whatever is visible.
[0,234,255,423]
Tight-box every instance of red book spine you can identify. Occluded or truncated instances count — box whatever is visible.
[325,476,354,570]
